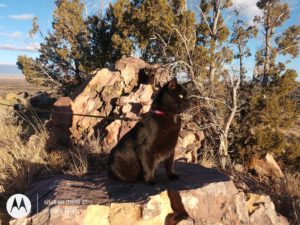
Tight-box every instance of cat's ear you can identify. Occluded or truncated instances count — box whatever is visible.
[168,78,178,90]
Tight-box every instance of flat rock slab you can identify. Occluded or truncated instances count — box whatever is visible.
[10,162,289,225]
[23,162,229,210]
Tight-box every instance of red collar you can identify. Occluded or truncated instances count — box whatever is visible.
[151,109,166,116]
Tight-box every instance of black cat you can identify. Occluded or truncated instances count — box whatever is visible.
[108,78,188,184]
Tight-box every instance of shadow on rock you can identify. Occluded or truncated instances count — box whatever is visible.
[25,161,229,216]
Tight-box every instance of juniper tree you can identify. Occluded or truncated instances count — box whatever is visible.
[105,0,135,57]
[85,14,119,69]
[197,0,234,84]
[233,0,299,165]
[44,0,91,82]
[255,0,290,85]
[17,0,92,91]
[17,55,62,88]
[29,16,39,38]
[107,0,199,65]
[234,69,298,161]
[230,20,257,83]
[276,25,300,58]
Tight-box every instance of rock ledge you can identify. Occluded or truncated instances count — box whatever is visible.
[10,162,288,225]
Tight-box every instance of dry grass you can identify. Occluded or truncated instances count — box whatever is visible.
[0,109,106,225]
[65,147,89,176]
[285,172,300,198]
[0,109,55,224]
[284,172,300,225]
[0,108,107,197]
[198,150,217,168]
[64,136,108,176]
[0,110,51,196]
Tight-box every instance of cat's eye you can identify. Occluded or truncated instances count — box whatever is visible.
[179,94,184,99]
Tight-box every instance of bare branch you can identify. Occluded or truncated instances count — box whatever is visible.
[189,95,229,107]
[196,5,213,35]
[213,0,223,33]
[171,25,194,67]
[279,43,300,52]
[218,11,236,31]
[28,60,62,88]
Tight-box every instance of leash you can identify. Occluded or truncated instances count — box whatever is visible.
[0,102,140,121]
[0,102,167,121]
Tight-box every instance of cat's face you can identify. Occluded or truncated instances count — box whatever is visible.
[161,78,189,114]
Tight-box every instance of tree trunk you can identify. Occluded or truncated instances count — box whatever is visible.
[209,37,217,86]
[238,45,244,83]
[262,10,271,86]
[219,133,229,170]
[209,0,221,87]
[74,59,82,83]
[218,77,239,169]
[209,62,216,84]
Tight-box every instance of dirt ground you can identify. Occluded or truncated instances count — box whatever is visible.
[0,76,41,97]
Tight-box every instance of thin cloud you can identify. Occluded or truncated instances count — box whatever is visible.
[0,43,39,52]
[84,0,110,16]
[231,0,262,21]
[0,61,16,66]
[0,3,6,8]
[0,31,22,39]
[9,14,34,20]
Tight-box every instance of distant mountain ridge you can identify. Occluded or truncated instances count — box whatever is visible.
[0,64,22,76]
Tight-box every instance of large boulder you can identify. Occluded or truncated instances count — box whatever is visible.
[46,57,170,149]
[45,57,204,161]
[249,153,284,180]
[246,193,288,225]
[175,130,204,163]
[10,162,288,225]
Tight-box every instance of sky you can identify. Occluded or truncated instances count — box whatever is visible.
[0,0,299,79]
[228,0,300,80]
[0,0,55,75]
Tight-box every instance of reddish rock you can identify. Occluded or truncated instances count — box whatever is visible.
[45,97,73,145]
[249,153,284,180]
[265,153,284,178]
[10,162,288,225]
[176,130,205,163]
[246,193,289,225]
[46,57,169,147]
